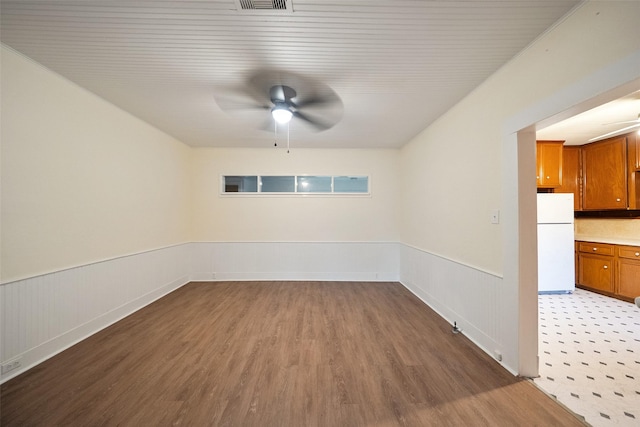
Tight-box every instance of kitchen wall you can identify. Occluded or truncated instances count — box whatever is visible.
[576,218,640,243]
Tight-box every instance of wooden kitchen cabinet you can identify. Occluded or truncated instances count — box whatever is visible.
[578,253,614,294]
[617,245,640,299]
[536,141,563,188]
[576,241,640,302]
[582,135,627,210]
[556,146,581,210]
[629,131,640,171]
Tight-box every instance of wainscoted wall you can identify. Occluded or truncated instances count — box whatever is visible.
[189,241,400,282]
[1,241,399,383]
[399,244,508,372]
[2,241,511,383]
[0,244,192,383]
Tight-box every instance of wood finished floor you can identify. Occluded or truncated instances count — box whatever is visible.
[1,281,584,426]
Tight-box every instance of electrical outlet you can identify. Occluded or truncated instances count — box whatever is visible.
[1,358,22,375]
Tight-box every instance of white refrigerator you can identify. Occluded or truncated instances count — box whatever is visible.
[537,193,575,294]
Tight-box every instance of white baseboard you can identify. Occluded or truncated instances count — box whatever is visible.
[191,271,398,282]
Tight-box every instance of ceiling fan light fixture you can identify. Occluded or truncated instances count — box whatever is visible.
[271,104,293,124]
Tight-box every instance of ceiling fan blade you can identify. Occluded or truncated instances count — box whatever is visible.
[294,91,340,109]
[219,102,270,112]
[214,86,272,112]
[293,111,332,131]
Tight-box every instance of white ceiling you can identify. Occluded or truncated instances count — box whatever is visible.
[537,90,640,145]
[1,0,584,149]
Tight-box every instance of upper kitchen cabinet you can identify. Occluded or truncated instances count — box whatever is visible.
[556,146,581,210]
[630,131,640,171]
[536,141,564,188]
[628,132,640,209]
[582,135,627,210]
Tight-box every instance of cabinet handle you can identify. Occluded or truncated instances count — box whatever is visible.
[616,198,621,202]
[603,265,608,269]
[635,252,640,257]
[593,247,597,251]
[546,176,550,179]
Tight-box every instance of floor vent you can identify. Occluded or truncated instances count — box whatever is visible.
[235,0,292,12]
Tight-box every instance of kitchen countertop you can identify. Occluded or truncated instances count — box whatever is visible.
[575,236,640,246]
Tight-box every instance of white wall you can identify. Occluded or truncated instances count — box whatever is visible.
[1,46,193,283]
[191,147,399,243]
[188,148,401,285]
[1,46,194,382]
[399,1,640,374]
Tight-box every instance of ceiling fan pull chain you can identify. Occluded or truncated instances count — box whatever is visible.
[274,121,278,147]
[287,122,290,154]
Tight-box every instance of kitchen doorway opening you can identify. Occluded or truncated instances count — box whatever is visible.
[507,68,640,378]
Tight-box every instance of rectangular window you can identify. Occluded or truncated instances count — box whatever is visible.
[221,175,369,195]
[334,176,369,193]
[260,176,295,192]
[296,176,332,193]
[223,175,258,192]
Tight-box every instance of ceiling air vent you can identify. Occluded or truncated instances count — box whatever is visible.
[235,0,292,13]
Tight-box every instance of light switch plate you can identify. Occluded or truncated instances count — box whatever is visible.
[490,210,500,224]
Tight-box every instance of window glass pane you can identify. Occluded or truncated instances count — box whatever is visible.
[224,176,258,192]
[334,176,369,193]
[297,176,332,193]
[261,176,295,192]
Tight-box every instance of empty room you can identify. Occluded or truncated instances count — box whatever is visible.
[2,1,640,425]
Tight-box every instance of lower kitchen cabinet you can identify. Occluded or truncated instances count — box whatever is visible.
[576,241,640,301]
[578,252,614,294]
[617,245,640,299]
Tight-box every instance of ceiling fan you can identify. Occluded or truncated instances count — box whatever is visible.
[589,112,640,142]
[214,70,343,133]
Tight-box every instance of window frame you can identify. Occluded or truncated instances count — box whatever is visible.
[220,174,370,197]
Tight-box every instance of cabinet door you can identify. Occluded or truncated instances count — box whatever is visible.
[578,253,614,293]
[582,136,627,210]
[631,132,640,171]
[536,141,563,188]
[617,259,640,299]
[556,146,581,210]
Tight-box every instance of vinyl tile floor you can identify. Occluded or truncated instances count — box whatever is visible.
[534,289,640,426]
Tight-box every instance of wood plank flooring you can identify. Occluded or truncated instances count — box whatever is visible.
[1,281,585,426]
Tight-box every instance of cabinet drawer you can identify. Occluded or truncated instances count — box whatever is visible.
[618,245,640,260]
[577,242,614,256]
